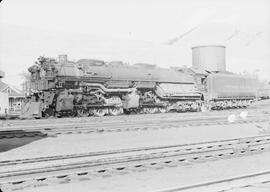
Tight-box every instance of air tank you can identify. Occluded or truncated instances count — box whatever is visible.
[192,45,226,72]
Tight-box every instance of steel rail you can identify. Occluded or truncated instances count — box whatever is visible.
[1,116,269,135]
[1,134,270,167]
[5,102,269,126]
[0,130,47,139]
[158,171,270,192]
[3,112,264,129]
[1,135,270,185]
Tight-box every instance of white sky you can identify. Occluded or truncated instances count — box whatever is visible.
[0,0,269,86]
[1,0,269,42]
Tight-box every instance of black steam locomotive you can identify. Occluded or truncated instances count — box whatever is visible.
[21,55,257,118]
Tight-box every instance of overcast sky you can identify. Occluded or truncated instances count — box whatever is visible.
[0,0,269,86]
[1,0,269,41]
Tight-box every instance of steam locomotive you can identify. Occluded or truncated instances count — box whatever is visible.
[21,55,258,118]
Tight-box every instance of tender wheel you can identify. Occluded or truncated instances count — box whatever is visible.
[92,108,107,117]
[108,108,122,116]
[77,108,89,117]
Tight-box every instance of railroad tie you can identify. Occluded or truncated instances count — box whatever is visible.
[177,159,193,166]
[160,161,178,168]
[111,167,129,175]
[202,155,219,161]
[145,163,164,170]
[93,168,113,178]
[72,172,91,181]
[10,179,37,191]
[188,157,207,164]
[128,164,147,172]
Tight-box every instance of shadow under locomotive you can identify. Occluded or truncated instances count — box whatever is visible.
[0,130,47,152]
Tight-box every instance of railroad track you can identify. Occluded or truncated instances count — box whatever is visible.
[0,130,47,139]
[2,134,269,167]
[3,101,269,127]
[1,134,270,190]
[159,171,270,192]
[1,115,269,135]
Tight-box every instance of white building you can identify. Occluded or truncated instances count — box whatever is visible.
[0,71,24,113]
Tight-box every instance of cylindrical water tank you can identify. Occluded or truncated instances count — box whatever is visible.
[192,45,226,71]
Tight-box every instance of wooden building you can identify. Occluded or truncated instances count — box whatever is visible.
[0,79,24,113]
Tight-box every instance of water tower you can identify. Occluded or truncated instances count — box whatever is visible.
[192,45,226,72]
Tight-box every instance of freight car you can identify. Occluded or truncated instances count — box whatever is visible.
[20,55,257,118]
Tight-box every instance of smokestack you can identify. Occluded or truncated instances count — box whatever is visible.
[58,55,68,64]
